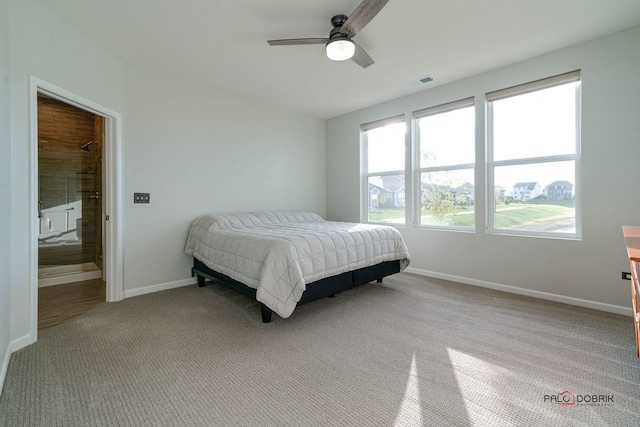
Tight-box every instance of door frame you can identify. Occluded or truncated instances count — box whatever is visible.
[28,76,124,342]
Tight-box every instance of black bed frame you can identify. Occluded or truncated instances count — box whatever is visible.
[191,258,401,323]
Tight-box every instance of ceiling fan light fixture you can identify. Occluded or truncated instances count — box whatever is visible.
[267,0,389,68]
[326,39,355,61]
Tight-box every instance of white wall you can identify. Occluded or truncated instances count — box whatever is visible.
[327,26,640,313]
[0,0,13,391]
[121,65,326,293]
[8,0,126,346]
[7,0,326,346]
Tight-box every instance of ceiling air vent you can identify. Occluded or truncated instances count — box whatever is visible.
[406,76,434,87]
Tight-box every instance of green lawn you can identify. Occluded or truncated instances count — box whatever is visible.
[369,202,575,230]
[492,203,574,229]
[426,202,573,228]
[368,208,405,223]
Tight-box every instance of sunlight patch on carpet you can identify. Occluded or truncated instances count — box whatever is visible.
[393,352,424,426]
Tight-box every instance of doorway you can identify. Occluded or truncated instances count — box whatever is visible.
[27,76,124,346]
[37,95,104,288]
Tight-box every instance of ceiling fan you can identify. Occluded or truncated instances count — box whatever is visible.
[267,0,390,69]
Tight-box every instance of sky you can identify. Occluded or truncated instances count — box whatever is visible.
[365,81,579,193]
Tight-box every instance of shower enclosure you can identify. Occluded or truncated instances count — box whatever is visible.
[37,95,103,286]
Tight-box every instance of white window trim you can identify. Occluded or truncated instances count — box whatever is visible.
[485,70,582,239]
[413,97,476,230]
[360,115,406,224]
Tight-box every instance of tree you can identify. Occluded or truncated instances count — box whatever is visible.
[422,185,459,224]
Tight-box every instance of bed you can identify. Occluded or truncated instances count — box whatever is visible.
[184,211,411,322]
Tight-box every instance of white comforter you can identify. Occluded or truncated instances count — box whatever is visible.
[184,211,410,318]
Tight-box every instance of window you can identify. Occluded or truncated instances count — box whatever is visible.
[361,116,406,224]
[487,70,581,238]
[414,98,475,228]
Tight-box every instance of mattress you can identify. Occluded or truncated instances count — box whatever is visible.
[184,211,410,318]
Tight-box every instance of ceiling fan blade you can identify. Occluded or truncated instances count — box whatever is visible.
[341,0,390,37]
[351,42,374,68]
[267,38,328,46]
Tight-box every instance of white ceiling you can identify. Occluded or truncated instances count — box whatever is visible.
[35,0,640,119]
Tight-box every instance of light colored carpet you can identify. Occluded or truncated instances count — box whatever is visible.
[1,273,639,426]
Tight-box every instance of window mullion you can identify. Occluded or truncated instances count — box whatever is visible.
[493,154,578,168]
[418,163,475,174]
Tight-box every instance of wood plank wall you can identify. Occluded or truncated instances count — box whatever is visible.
[38,96,103,267]
[93,115,104,269]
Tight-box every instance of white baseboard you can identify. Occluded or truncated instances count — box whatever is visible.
[10,334,34,353]
[404,267,632,316]
[123,277,196,299]
[0,333,34,395]
[0,342,10,396]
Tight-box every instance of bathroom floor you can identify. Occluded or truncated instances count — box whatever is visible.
[38,262,102,287]
[38,278,106,330]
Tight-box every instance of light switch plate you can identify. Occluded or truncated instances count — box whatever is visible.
[134,193,150,204]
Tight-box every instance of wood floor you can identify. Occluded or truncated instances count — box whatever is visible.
[38,278,106,330]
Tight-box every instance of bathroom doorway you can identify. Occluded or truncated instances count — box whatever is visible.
[37,94,104,288]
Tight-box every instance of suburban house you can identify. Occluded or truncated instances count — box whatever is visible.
[512,182,543,201]
[369,175,406,209]
[2,0,640,424]
[546,180,575,200]
[455,182,475,205]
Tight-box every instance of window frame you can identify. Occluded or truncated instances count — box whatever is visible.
[412,97,476,230]
[360,115,406,225]
[485,70,582,239]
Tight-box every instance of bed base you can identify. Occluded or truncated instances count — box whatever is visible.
[191,258,401,323]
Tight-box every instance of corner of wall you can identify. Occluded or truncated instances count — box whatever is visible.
[0,0,12,396]
[0,342,11,395]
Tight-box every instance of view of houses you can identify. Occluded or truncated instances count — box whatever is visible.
[368,175,406,209]
[368,177,575,210]
[499,180,575,203]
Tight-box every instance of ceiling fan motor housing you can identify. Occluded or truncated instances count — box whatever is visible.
[329,15,352,43]
[267,0,389,69]
[331,14,349,29]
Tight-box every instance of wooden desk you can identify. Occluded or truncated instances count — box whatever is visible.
[622,226,640,358]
